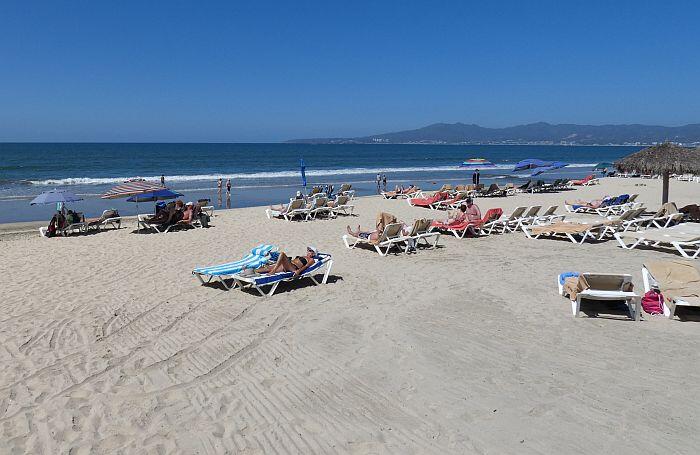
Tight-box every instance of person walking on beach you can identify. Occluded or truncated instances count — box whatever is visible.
[382,174,387,192]
[160,174,165,186]
[472,169,480,186]
[226,178,231,196]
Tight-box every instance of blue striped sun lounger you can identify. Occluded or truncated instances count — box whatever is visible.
[192,244,278,289]
[231,253,333,297]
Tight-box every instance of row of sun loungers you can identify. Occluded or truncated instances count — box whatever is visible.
[39,209,122,237]
[564,194,641,216]
[193,244,334,296]
[266,195,355,221]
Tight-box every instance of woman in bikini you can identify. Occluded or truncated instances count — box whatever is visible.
[254,246,317,277]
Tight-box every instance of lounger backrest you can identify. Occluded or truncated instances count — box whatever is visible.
[287,199,305,211]
[339,184,351,192]
[629,207,646,220]
[379,223,405,242]
[581,273,631,291]
[335,195,349,205]
[524,206,541,217]
[481,208,503,223]
[542,205,557,216]
[509,206,527,220]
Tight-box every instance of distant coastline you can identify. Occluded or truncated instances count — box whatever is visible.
[286,121,700,147]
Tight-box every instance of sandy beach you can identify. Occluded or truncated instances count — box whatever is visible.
[2,177,700,454]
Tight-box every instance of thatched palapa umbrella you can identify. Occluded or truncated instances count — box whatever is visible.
[615,143,700,204]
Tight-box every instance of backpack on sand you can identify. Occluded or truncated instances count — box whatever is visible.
[641,289,664,315]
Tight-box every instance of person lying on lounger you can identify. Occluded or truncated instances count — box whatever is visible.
[254,246,317,277]
[346,212,398,242]
[383,184,418,198]
[565,197,610,209]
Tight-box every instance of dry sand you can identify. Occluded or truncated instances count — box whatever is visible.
[1,177,700,454]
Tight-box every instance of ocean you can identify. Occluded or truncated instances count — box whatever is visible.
[0,143,639,224]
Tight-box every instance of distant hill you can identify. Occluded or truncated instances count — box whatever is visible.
[286,122,700,145]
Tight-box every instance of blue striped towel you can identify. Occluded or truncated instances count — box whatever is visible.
[193,244,277,276]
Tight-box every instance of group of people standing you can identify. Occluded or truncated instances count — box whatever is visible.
[376,173,388,193]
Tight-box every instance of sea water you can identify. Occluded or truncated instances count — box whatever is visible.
[0,143,639,223]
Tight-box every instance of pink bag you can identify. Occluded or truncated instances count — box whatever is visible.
[642,289,664,314]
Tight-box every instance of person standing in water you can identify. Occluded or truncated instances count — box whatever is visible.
[217,177,222,195]
[382,174,387,192]
[472,169,480,186]
[160,174,165,186]
[376,174,381,193]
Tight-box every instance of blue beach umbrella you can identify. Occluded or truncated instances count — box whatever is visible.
[513,159,553,171]
[30,188,83,205]
[530,161,568,176]
[300,158,307,189]
[126,188,183,202]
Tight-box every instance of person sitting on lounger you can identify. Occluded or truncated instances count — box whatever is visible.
[442,204,468,225]
[178,202,194,224]
[465,198,481,222]
[254,246,317,277]
[46,211,65,237]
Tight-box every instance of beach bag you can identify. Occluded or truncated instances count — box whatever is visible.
[641,289,664,314]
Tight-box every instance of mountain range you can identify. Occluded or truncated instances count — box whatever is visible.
[286,122,700,145]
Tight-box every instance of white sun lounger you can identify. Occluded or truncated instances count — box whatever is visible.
[523,221,607,244]
[330,195,355,217]
[597,207,648,238]
[614,225,700,259]
[403,218,441,250]
[485,206,527,234]
[534,205,565,225]
[342,223,407,256]
[513,205,541,231]
[231,253,333,297]
[641,263,700,319]
[557,272,640,320]
[192,244,279,290]
[306,197,332,220]
[266,199,309,221]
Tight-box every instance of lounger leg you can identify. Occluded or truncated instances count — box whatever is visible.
[194,273,206,285]
[265,282,281,297]
[663,302,674,319]
[322,260,333,284]
[572,297,581,317]
[630,297,641,321]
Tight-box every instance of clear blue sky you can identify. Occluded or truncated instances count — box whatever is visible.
[1,0,698,142]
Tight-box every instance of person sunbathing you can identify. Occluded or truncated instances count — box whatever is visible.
[254,246,317,277]
[176,202,195,225]
[347,212,398,242]
[565,197,610,209]
[269,199,304,212]
[442,205,468,225]
[383,184,418,198]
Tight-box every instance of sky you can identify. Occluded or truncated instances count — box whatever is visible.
[1,0,699,142]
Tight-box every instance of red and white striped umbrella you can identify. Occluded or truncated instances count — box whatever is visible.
[101,180,164,199]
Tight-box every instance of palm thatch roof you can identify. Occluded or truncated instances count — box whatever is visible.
[615,143,700,175]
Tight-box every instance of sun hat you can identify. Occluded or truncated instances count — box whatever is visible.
[186,201,193,206]
[307,245,318,255]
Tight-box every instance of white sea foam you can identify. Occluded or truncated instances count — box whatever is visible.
[28,163,597,186]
